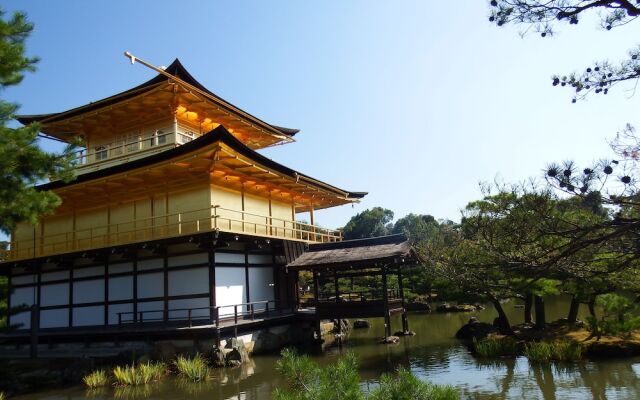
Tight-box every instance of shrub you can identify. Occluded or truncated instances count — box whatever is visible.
[139,362,166,383]
[273,348,458,400]
[174,354,209,382]
[273,348,364,400]
[369,367,459,400]
[524,341,582,362]
[82,369,109,388]
[523,342,552,362]
[113,365,143,387]
[112,362,167,387]
[588,293,640,338]
[473,337,518,357]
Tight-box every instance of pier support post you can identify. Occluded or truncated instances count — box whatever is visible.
[398,267,410,334]
[29,305,39,359]
[382,267,391,338]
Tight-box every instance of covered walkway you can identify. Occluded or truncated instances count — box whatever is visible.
[288,234,418,339]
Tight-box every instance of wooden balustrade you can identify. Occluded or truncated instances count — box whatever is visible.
[1,205,342,261]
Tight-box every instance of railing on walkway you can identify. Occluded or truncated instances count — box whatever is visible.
[116,300,292,329]
[2,205,342,261]
[316,288,401,303]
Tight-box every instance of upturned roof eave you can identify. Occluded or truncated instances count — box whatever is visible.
[37,125,365,201]
[15,59,299,138]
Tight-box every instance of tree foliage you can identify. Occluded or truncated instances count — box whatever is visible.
[488,0,640,101]
[0,9,75,235]
[342,207,394,240]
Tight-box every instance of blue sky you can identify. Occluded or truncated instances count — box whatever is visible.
[4,1,640,229]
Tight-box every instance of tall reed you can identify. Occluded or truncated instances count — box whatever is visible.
[473,337,519,357]
[524,340,583,362]
[174,354,210,382]
[82,369,109,388]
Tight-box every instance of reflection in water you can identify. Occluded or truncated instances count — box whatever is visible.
[112,384,154,400]
[11,297,640,400]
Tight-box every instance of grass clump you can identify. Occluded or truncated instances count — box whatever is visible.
[473,337,518,357]
[82,369,109,388]
[0,391,5,400]
[174,354,209,382]
[112,362,166,387]
[139,362,167,383]
[369,367,459,400]
[113,365,144,387]
[524,340,582,362]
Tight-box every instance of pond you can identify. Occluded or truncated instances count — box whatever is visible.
[12,296,640,400]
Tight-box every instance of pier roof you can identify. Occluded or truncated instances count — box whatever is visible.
[287,234,415,269]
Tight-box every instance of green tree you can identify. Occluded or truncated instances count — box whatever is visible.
[488,0,640,101]
[342,207,394,240]
[392,213,439,243]
[0,9,75,236]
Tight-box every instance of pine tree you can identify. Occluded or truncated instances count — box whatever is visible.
[0,9,75,237]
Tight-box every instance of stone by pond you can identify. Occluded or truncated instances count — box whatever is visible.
[8,296,640,400]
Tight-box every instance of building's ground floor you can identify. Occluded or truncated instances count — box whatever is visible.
[3,232,300,333]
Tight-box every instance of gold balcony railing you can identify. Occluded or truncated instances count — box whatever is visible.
[1,205,342,262]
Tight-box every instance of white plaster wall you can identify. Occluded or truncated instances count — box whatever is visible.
[137,301,163,322]
[248,267,275,311]
[168,253,208,268]
[12,274,36,285]
[108,276,133,301]
[41,271,70,282]
[248,254,272,265]
[74,266,105,278]
[109,262,133,274]
[73,279,105,304]
[137,273,164,299]
[108,303,133,325]
[216,252,245,264]
[40,283,69,307]
[11,286,36,307]
[215,267,246,317]
[138,258,163,271]
[168,268,208,296]
[168,298,210,320]
[40,308,69,328]
[11,311,30,329]
[73,306,104,326]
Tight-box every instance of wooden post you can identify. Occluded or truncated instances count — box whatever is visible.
[398,268,409,334]
[334,270,339,303]
[382,267,391,339]
[313,270,319,303]
[29,305,39,359]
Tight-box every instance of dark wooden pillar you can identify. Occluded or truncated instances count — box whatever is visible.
[312,270,319,303]
[382,267,391,338]
[398,267,409,334]
[334,270,339,303]
[29,305,39,359]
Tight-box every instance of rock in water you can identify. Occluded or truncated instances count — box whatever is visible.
[353,319,371,329]
[380,336,400,344]
[210,346,226,368]
[455,319,498,340]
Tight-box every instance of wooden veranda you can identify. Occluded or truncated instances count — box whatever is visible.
[288,234,417,339]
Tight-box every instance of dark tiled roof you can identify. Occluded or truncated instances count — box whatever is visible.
[287,234,414,269]
[16,59,299,137]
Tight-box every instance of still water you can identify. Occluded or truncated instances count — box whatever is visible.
[13,297,640,400]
